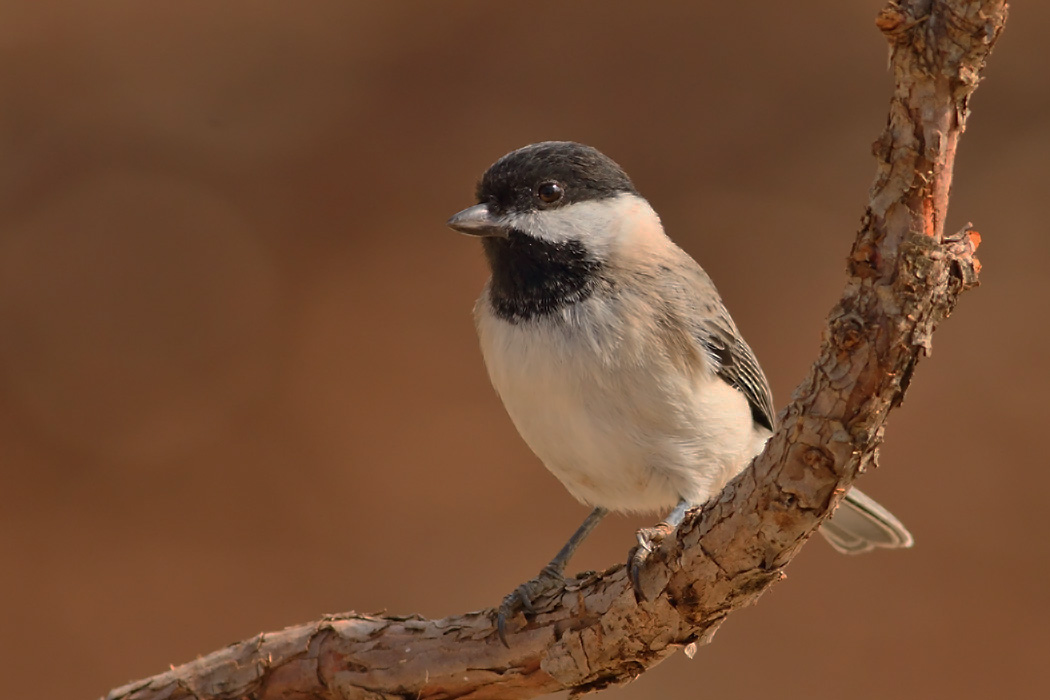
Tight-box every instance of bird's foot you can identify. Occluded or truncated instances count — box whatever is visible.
[496,566,567,646]
[629,521,676,600]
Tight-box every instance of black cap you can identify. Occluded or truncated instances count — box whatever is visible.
[476,141,638,215]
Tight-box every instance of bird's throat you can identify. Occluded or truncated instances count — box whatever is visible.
[482,232,602,323]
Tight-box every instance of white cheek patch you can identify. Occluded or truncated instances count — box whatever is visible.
[500,194,659,257]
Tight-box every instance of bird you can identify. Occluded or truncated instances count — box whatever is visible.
[446,141,913,644]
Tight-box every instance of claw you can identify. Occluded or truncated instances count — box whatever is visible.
[496,569,567,647]
[629,522,675,602]
[628,545,648,596]
[496,593,517,646]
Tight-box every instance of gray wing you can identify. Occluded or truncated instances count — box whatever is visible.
[651,249,777,432]
[695,307,776,432]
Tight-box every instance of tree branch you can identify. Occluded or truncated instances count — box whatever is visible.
[103,2,1005,699]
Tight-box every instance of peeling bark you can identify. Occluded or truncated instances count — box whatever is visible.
[103,2,1005,699]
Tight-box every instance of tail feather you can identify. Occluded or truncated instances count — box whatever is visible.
[819,487,914,555]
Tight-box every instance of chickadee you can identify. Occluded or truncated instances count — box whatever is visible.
[448,141,912,643]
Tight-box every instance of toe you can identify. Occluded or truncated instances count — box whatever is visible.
[635,522,673,552]
[629,523,676,602]
[495,572,568,646]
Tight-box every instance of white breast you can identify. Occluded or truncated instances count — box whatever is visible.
[475,291,768,514]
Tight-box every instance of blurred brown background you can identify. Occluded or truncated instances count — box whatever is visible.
[0,2,1045,699]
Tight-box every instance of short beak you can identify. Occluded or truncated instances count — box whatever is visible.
[446,204,508,238]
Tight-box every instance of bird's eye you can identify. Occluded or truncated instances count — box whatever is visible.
[536,181,564,204]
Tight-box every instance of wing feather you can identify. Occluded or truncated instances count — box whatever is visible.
[642,247,777,432]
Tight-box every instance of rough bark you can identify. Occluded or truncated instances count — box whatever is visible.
[103,2,1005,699]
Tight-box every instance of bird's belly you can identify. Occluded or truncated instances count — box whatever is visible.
[477,305,763,514]
[494,356,680,512]
[508,379,676,512]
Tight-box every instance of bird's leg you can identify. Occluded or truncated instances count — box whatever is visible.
[497,506,607,646]
[630,498,692,596]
